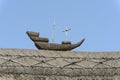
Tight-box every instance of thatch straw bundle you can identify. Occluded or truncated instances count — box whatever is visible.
[26,31,39,37]
[30,37,49,42]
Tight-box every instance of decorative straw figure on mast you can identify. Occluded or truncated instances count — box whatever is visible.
[62,26,71,41]
[62,26,71,44]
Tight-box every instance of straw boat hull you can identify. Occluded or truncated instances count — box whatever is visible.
[35,39,85,51]
[26,31,85,51]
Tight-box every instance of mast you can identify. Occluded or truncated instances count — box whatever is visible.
[63,26,71,41]
[52,19,56,43]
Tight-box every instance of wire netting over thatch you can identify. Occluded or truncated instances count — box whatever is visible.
[0,49,120,79]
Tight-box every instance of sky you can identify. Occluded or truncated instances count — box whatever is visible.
[0,0,120,51]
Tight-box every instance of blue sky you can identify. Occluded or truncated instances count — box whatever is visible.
[0,0,120,51]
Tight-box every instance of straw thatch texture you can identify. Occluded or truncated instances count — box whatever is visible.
[0,49,120,79]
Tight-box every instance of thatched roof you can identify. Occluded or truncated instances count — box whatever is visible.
[0,49,120,77]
